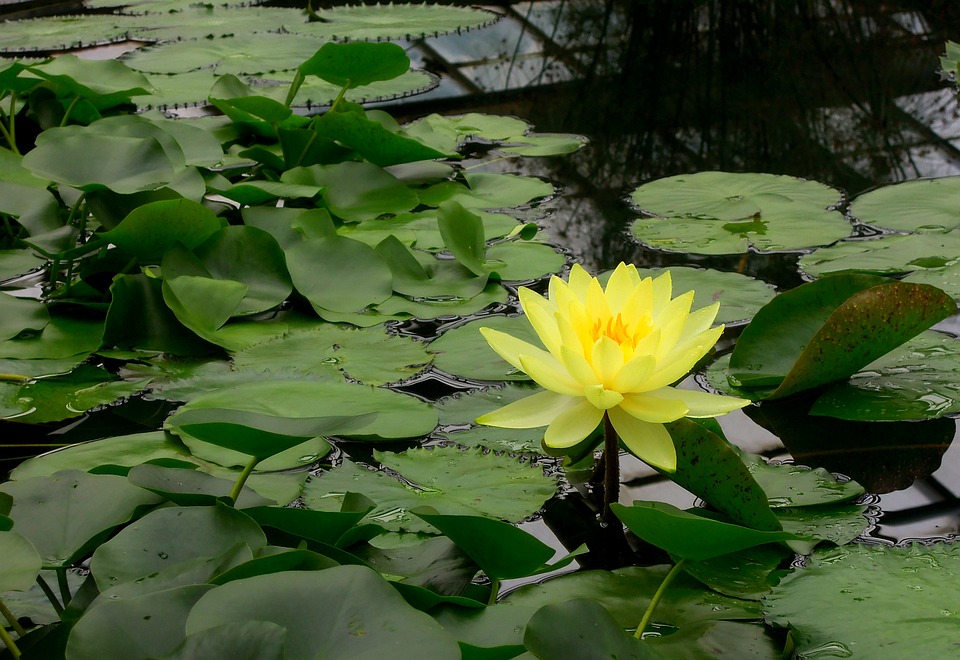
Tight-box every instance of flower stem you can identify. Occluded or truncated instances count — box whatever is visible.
[0,619,21,659]
[0,597,26,637]
[228,456,260,504]
[634,559,686,639]
[602,412,619,522]
[56,568,71,607]
[487,578,500,605]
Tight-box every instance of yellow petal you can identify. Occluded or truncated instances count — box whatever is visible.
[618,392,688,423]
[584,384,624,409]
[618,279,653,331]
[591,335,625,386]
[604,263,636,313]
[645,387,750,417]
[653,290,695,359]
[611,354,656,392]
[560,345,601,388]
[651,270,673,315]
[476,389,578,428]
[544,398,604,448]
[479,327,542,372]
[556,310,589,358]
[519,287,562,358]
[518,353,583,396]
[677,302,720,343]
[585,277,611,325]
[640,341,714,391]
[608,408,677,472]
[566,263,594,300]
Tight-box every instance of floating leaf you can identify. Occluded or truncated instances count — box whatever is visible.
[485,241,566,281]
[185,567,460,659]
[7,364,150,423]
[127,464,273,508]
[0,292,49,341]
[66,585,214,660]
[102,198,223,262]
[0,530,43,592]
[633,267,776,325]
[629,171,850,254]
[164,621,286,660]
[764,543,960,658]
[0,470,161,567]
[285,3,500,41]
[728,274,956,397]
[736,450,865,507]
[799,233,960,280]
[682,545,789,601]
[0,15,134,53]
[523,599,658,660]
[283,161,419,222]
[303,446,555,534]
[419,172,555,211]
[232,324,432,386]
[430,315,543,381]
[28,54,153,109]
[285,235,393,314]
[849,176,960,232]
[89,503,266,588]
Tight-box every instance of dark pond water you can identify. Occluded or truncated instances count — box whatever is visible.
[3,0,960,551]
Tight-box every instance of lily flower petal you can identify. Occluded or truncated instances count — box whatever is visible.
[518,353,584,396]
[479,327,549,372]
[608,408,677,472]
[618,392,688,423]
[519,287,563,358]
[644,387,751,417]
[591,335,625,386]
[544,398,605,448]
[476,390,578,428]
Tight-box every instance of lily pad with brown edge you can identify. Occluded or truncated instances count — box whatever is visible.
[629,171,850,255]
[727,273,956,398]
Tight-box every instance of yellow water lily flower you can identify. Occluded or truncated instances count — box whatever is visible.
[476,263,750,472]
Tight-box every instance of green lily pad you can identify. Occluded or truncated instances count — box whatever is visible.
[164,621,286,660]
[103,198,222,263]
[0,15,135,53]
[185,566,460,659]
[736,450,865,508]
[0,470,162,568]
[302,446,555,534]
[285,3,501,41]
[799,232,960,280]
[27,54,153,109]
[774,505,868,555]
[89,503,266,588]
[299,41,409,89]
[419,172,555,211]
[232,324,432,386]
[629,171,850,254]
[810,331,960,420]
[728,274,956,398]
[127,464,274,508]
[436,426,546,453]
[485,241,566,281]
[0,313,102,360]
[634,267,776,325]
[0,530,43,592]
[523,599,659,660]
[764,543,960,658]
[682,544,790,601]
[430,315,542,381]
[849,176,960,232]
[0,292,49,341]
[436,383,543,426]
[283,161,419,222]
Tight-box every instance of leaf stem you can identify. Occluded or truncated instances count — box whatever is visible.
[602,412,619,521]
[487,577,500,605]
[35,575,63,617]
[56,568,71,607]
[59,96,80,127]
[0,619,21,660]
[0,597,26,637]
[228,456,260,504]
[634,559,686,639]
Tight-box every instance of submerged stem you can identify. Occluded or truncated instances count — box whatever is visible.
[56,568,71,607]
[0,597,26,637]
[228,456,260,504]
[0,620,21,659]
[634,559,686,639]
[35,576,63,617]
[602,413,619,521]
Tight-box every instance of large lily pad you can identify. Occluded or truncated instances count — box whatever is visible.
[185,566,461,659]
[285,3,501,41]
[302,446,555,534]
[232,324,433,386]
[764,542,960,658]
[430,315,543,381]
[634,267,776,325]
[0,15,135,53]
[629,171,850,254]
[799,232,960,281]
[848,176,960,232]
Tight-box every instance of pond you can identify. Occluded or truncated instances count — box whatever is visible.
[2,1,960,658]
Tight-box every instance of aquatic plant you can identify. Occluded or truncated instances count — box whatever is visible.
[0,6,958,658]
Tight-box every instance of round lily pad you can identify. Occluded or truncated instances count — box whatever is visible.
[232,324,433,386]
[849,176,960,232]
[629,171,851,254]
[302,446,556,534]
[430,315,543,382]
[284,3,501,41]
